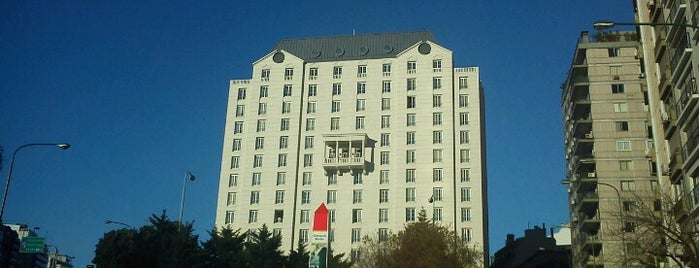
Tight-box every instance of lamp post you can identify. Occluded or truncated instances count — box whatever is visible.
[592,20,699,30]
[562,179,627,266]
[105,219,133,229]
[178,171,196,226]
[0,143,70,223]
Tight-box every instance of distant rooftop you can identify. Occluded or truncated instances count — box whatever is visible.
[272,31,437,62]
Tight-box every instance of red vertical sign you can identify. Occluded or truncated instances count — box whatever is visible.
[312,203,329,244]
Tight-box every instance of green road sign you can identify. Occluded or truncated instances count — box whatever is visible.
[20,237,45,253]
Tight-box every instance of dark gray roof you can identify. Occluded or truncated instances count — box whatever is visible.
[272,31,437,62]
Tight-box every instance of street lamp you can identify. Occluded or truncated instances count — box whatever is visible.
[105,219,133,229]
[592,20,699,31]
[0,143,71,223]
[178,171,196,226]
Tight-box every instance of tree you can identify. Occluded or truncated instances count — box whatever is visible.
[92,228,139,268]
[355,216,481,268]
[327,248,353,268]
[199,226,247,268]
[244,224,284,268]
[284,239,310,268]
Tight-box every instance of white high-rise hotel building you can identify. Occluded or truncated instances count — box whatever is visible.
[215,31,488,262]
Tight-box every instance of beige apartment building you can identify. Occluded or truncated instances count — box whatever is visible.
[562,31,658,267]
[215,31,489,264]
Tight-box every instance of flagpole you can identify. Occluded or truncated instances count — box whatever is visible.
[178,171,195,226]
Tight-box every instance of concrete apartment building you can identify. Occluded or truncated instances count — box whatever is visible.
[562,31,657,267]
[215,31,488,264]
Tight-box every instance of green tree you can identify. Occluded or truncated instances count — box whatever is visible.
[245,224,284,268]
[327,248,353,268]
[284,239,310,268]
[199,226,247,268]
[92,228,139,268]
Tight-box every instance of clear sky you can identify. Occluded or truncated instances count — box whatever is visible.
[1,0,635,266]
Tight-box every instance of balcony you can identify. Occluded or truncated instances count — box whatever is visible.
[677,78,699,125]
[322,134,368,174]
[680,129,699,173]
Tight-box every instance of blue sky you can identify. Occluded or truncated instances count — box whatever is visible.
[1,1,635,266]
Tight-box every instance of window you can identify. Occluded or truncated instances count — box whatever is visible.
[619,160,632,171]
[459,95,469,107]
[304,136,314,149]
[253,155,263,168]
[433,168,443,182]
[254,137,265,150]
[276,172,286,185]
[278,154,287,167]
[382,81,391,93]
[256,120,266,132]
[299,229,308,243]
[283,84,292,96]
[259,86,268,98]
[331,117,340,130]
[355,116,365,129]
[380,170,389,184]
[284,68,293,80]
[381,98,391,110]
[357,65,366,77]
[612,84,625,93]
[433,95,442,107]
[352,209,362,223]
[461,228,472,242]
[251,173,261,186]
[623,221,635,233]
[405,207,416,222]
[621,181,636,191]
[615,121,629,131]
[613,102,628,112]
[432,112,442,125]
[353,189,363,204]
[461,187,471,202]
[237,88,246,100]
[406,150,416,163]
[357,82,366,94]
[459,77,468,89]
[230,156,239,169]
[303,172,312,185]
[377,189,389,203]
[232,139,242,151]
[433,59,442,72]
[308,84,317,96]
[382,63,391,76]
[258,103,267,115]
[309,68,318,80]
[327,190,337,204]
[351,228,361,243]
[407,78,416,91]
[616,140,631,151]
[333,66,343,78]
[433,131,442,144]
[303,154,313,167]
[235,105,245,117]
[405,169,416,183]
[460,131,470,144]
[433,207,443,221]
[407,61,417,74]
[406,131,416,145]
[332,83,342,95]
[229,174,238,187]
[225,211,235,224]
[379,209,389,223]
[307,101,316,114]
[608,47,621,57]
[327,173,337,185]
[461,169,471,182]
[331,100,341,112]
[305,118,315,131]
[250,191,260,204]
[275,190,284,204]
[356,99,366,112]
[353,173,363,184]
[460,112,469,125]
[407,113,416,126]
[280,118,290,131]
[282,101,291,114]
[380,151,390,164]
[623,200,636,211]
[433,77,442,89]
[301,190,311,204]
[461,207,472,222]
[300,210,310,223]
[460,149,470,163]
[261,69,270,81]
[433,149,443,163]
[433,187,443,201]
[380,133,390,146]
[279,136,289,149]
[234,121,244,134]
[405,187,416,201]
[227,192,237,206]
[381,115,390,128]
[407,96,416,108]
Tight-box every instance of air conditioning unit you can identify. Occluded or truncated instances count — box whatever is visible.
[662,112,670,122]
[588,172,596,178]
[662,165,670,175]
[639,73,646,78]
[585,132,593,139]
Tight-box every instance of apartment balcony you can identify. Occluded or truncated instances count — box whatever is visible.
[680,130,699,174]
[322,133,368,175]
[677,78,698,125]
